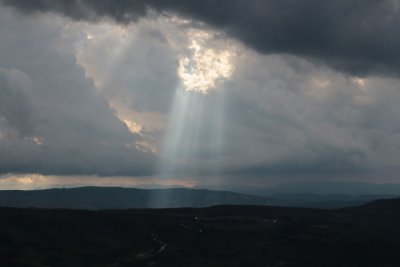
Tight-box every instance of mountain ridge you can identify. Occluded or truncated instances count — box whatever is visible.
[0,186,275,209]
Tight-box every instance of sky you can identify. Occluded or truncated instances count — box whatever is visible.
[1,0,400,190]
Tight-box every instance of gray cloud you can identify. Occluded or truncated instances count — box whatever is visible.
[0,68,34,135]
[92,21,178,113]
[220,53,400,180]
[1,1,400,186]
[2,0,400,76]
[0,7,155,176]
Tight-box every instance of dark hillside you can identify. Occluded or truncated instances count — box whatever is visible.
[1,198,400,266]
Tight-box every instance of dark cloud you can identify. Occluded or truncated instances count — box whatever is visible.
[1,1,400,185]
[2,0,400,76]
[0,7,156,176]
[0,68,35,135]
[0,0,148,22]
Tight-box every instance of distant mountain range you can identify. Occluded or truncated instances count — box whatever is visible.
[198,181,400,196]
[266,181,400,195]
[0,186,395,210]
[0,187,276,209]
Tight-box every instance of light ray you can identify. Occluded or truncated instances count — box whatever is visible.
[157,29,235,181]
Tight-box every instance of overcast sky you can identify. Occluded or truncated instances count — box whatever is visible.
[1,0,400,189]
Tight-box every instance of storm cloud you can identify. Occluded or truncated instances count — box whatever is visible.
[0,8,155,176]
[1,1,400,187]
[3,0,400,76]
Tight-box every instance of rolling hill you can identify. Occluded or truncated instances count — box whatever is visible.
[0,186,275,209]
[1,198,400,266]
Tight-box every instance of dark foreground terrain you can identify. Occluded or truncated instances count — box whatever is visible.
[1,199,400,267]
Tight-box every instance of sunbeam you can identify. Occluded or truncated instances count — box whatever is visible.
[152,30,235,206]
[160,28,235,177]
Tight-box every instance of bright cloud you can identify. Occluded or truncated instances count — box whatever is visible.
[178,30,235,94]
